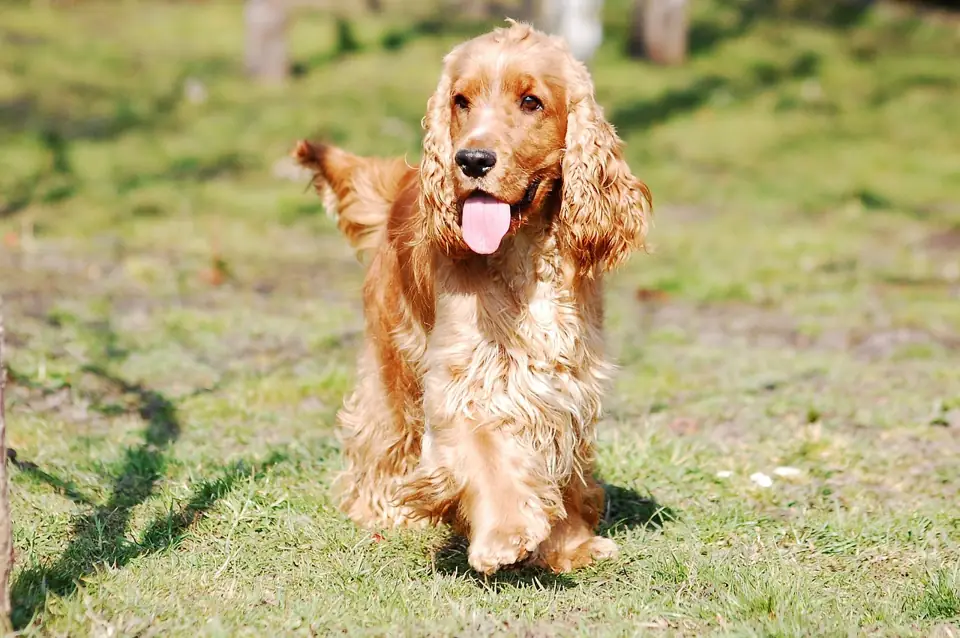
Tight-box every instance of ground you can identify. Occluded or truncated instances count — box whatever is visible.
[2,1,959,636]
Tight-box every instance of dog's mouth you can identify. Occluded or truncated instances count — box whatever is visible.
[512,178,542,215]
[459,179,542,255]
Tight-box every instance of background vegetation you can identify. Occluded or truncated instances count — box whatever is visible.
[1,0,959,635]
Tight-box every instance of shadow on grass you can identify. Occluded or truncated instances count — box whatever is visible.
[377,16,491,52]
[0,66,192,217]
[0,126,78,218]
[431,483,674,588]
[7,318,287,629]
[7,450,95,507]
[431,536,578,589]
[682,0,873,58]
[611,50,820,133]
[291,15,493,77]
[114,151,251,196]
[11,417,285,631]
[600,483,676,534]
[0,71,184,144]
[10,364,180,630]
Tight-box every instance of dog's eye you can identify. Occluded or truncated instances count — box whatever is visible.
[520,95,543,113]
[454,94,470,110]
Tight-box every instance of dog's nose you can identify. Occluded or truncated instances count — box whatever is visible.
[455,148,497,178]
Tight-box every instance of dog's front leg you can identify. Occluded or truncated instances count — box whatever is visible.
[458,424,560,575]
[532,473,618,573]
[399,420,561,574]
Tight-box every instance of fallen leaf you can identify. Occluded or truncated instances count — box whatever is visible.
[668,417,699,436]
[635,287,669,303]
[260,590,278,606]
[201,257,230,287]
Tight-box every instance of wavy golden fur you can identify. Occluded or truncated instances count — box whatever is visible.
[294,21,651,575]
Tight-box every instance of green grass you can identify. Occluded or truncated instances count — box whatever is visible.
[2,0,960,635]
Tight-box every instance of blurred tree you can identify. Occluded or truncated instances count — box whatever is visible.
[629,0,689,65]
[539,0,604,63]
[245,0,289,84]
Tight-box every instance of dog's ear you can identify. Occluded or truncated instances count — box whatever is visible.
[419,61,468,257]
[556,63,652,275]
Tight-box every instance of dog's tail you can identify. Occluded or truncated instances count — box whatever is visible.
[294,140,411,260]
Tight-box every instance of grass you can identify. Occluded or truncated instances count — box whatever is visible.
[2,0,959,635]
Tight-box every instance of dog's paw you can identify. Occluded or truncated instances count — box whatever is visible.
[468,520,551,575]
[581,536,618,562]
[537,535,619,573]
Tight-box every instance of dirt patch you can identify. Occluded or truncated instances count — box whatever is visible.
[633,297,959,359]
[924,226,960,252]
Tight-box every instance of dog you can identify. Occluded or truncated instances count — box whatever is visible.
[294,20,651,575]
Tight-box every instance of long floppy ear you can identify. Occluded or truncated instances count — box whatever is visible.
[557,62,652,275]
[418,62,465,257]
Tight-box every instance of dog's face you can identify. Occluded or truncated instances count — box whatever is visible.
[444,40,569,253]
[420,22,651,271]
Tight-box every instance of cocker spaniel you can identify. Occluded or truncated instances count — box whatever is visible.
[294,21,652,575]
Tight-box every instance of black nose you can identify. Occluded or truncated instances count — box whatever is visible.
[455,148,497,178]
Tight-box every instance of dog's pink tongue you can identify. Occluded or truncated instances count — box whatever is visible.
[461,194,511,255]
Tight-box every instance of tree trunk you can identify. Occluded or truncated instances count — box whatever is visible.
[244,0,289,84]
[0,303,12,633]
[629,0,689,65]
[538,0,604,64]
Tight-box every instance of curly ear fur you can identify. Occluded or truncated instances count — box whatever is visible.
[558,60,652,275]
[418,59,466,258]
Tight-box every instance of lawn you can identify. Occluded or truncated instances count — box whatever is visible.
[2,0,959,635]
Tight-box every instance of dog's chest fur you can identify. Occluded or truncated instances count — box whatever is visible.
[422,232,612,477]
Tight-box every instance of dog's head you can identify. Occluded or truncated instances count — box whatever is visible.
[419,21,651,273]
